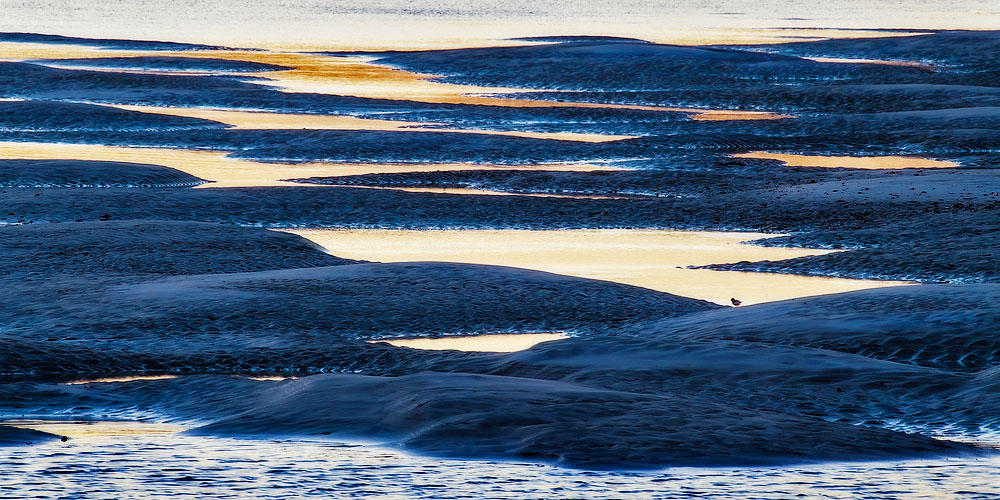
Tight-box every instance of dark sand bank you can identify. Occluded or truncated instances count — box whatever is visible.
[0,220,715,379]
[0,425,62,447]
[0,100,225,132]
[0,159,206,188]
[0,220,350,276]
[0,32,233,51]
[35,56,291,73]
[187,372,977,468]
[6,281,998,467]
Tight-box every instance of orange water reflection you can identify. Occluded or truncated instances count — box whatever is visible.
[370,332,569,352]
[3,420,187,439]
[284,229,911,306]
[0,142,622,188]
[732,152,959,169]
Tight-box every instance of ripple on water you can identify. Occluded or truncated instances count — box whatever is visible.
[0,434,998,498]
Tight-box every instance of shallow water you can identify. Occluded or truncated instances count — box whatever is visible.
[285,228,909,305]
[732,152,960,170]
[1,432,998,499]
[0,141,618,188]
[369,332,568,352]
[104,104,638,142]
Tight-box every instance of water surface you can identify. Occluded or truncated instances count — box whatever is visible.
[1,432,997,499]
[286,228,909,305]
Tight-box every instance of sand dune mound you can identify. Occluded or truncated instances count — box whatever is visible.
[0,100,224,132]
[101,262,716,340]
[188,372,976,468]
[0,220,352,277]
[2,285,996,464]
[751,30,1000,68]
[37,56,290,73]
[0,219,714,377]
[0,159,206,188]
[373,37,932,92]
[649,284,1000,372]
[0,31,228,51]
[0,425,62,447]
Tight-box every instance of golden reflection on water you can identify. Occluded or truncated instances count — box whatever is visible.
[370,332,569,352]
[103,104,639,143]
[332,185,627,200]
[64,375,179,385]
[283,229,910,306]
[0,41,790,122]
[0,42,144,61]
[802,57,935,70]
[135,51,791,120]
[732,152,959,169]
[0,142,621,188]
[4,420,187,439]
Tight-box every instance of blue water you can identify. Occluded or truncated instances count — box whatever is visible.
[2,433,999,499]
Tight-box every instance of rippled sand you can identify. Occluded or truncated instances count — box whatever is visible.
[284,229,910,305]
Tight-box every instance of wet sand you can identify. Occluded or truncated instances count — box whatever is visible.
[284,229,910,305]
[0,26,997,486]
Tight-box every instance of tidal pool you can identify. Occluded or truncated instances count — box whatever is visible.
[369,332,569,352]
[102,104,639,142]
[0,141,620,188]
[732,152,959,169]
[284,228,910,306]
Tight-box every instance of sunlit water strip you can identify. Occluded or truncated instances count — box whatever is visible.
[369,332,569,352]
[732,152,960,169]
[1,42,792,121]
[283,229,911,305]
[101,104,640,142]
[0,141,623,188]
